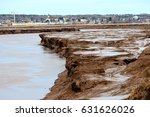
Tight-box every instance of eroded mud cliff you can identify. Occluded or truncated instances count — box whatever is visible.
[40,28,150,100]
[0,27,79,35]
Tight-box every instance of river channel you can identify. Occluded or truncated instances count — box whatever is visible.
[0,33,65,100]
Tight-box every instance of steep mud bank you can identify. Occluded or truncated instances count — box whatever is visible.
[0,27,79,35]
[123,47,150,100]
[40,28,150,100]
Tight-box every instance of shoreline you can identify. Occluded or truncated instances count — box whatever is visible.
[1,24,150,99]
[1,23,150,35]
[0,27,79,35]
[39,25,150,100]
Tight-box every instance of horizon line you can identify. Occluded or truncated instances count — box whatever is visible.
[0,13,150,16]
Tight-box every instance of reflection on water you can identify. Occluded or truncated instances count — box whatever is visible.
[0,34,65,100]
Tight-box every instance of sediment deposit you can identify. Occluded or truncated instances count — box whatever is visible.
[40,27,150,100]
[0,27,79,35]
[1,23,150,35]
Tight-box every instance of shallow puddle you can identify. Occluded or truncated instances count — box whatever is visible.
[74,47,128,57]
[104,67,129,82]
[79,37,126,42]
[91,94,129,100]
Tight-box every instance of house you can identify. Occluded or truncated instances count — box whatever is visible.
[145,19,150,23]
[58,17,64,24]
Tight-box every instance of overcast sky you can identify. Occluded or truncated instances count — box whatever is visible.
[0,0,149,15]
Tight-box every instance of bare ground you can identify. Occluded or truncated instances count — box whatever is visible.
[39,25,150,100]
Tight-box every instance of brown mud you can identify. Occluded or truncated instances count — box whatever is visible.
[1,23,150,35]
[39,25,150,100]
[0,27,79,35]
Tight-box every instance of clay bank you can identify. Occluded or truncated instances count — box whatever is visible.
[40,28,150,100]
[0,27,79,35]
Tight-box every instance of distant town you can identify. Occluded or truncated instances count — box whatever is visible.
[0,14,150,26]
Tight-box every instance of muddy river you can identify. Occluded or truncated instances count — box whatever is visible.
[0,33,65,100]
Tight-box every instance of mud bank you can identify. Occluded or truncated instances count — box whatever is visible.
[40,28,150,100]
[0,27,79,35]
[1,23,150,35]
[71,23,150,29]
[124,47,150,100]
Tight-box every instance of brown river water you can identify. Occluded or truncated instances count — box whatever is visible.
[0,33,65,100]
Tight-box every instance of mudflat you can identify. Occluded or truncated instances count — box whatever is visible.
[39,24,150,100]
